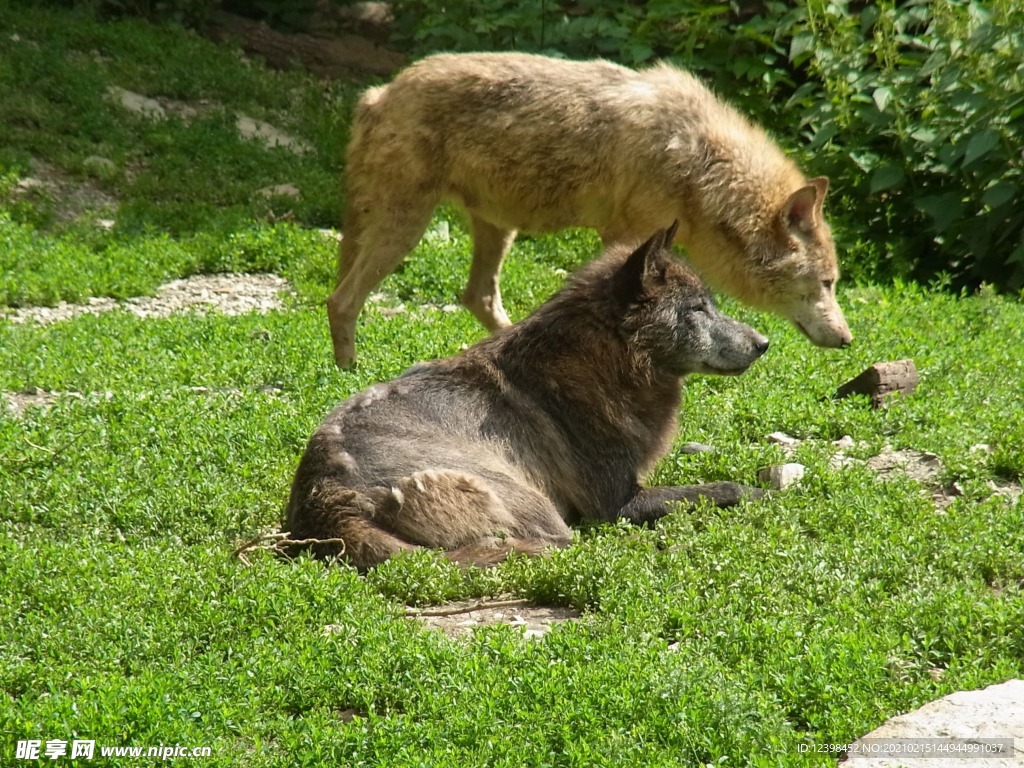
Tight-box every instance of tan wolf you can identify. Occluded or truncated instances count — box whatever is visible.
[327,51,852,367]
[287,226,768,568]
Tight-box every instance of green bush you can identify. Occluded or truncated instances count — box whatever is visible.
[392,0,1024,293]
[33,0,223,26]
[31,0,347,28]
[792,0,1024,291]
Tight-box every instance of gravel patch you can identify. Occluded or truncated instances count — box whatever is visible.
[2,273,293,325]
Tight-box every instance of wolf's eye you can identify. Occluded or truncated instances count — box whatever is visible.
[822,279,835,290]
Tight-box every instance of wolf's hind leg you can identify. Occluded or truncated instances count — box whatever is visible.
[328,191,440,367]
[382,469,572,550]
[462,215,516,332]
[384,469,516,548]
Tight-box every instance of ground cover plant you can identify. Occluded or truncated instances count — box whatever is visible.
[2,4,1023,766]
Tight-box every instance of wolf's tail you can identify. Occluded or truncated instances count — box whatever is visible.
[350,85,387,135]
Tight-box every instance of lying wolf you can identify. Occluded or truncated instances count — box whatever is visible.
[328,51,851,367]
[287,226,768,568]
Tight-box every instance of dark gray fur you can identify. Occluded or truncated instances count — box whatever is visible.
[286,227,768,567]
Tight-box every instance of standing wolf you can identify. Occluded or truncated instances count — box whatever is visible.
[287,226,768,568]
[328,52,851,367]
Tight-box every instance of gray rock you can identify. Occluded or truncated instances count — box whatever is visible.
[679,442,716,454]
[106,86,166,120]
[767,431,800,447]
[424,219,450,242]
[844,679,1024,767]
[236,115,313,154]
[757,463,806,490]
[257,183,301,199]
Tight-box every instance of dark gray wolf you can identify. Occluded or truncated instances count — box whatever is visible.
[328,51,851,367]
[287,226,768,568]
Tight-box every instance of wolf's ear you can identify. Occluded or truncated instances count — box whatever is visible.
[662,219,680,246]
[782,177,829,235]
[615,230,665,304]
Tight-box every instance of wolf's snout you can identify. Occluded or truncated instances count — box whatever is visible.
[752,332,770,357]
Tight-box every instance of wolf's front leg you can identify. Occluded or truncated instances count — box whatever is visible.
[615,483,763,525]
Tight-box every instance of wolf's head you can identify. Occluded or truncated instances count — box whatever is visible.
[616,224,769,377]
[683,176,853,349]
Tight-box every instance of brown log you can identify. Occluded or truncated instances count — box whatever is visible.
[835,359,919,408]
[207,12,405,79]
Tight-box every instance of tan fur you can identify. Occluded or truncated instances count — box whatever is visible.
[327,52,852,366]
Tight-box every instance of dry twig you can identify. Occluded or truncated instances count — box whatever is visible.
[231,531,346,566]
[1,431,88,466]
[404,598,531,618]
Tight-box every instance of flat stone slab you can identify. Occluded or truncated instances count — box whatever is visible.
[842,679,1024,766]
[406,599,580,640]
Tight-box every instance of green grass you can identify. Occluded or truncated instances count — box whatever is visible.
[0,3,355,236]
[1,4,1023,767]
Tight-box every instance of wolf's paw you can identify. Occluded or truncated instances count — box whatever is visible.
[696,481,764,506]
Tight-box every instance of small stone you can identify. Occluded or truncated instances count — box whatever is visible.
[836,359,918,408]
[679,442,716,454]
[987,480,1023,503]
[758,463,806,490]
[424,220,450,242]
[106,86,166,120]
[767,432,800,447]
[236,114,312,154]
[15,177,46,193]
[171,103,198,121]
[970,443,992,454]
[257,183,301,199]
[833,435,855,449]
[829,454,857,471]
[96,219,116,230]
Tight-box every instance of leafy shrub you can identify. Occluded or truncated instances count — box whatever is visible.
[31,0,355,28]
[392,0,1024,292]
[33,0,223,26]
[790,0,1024,291]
